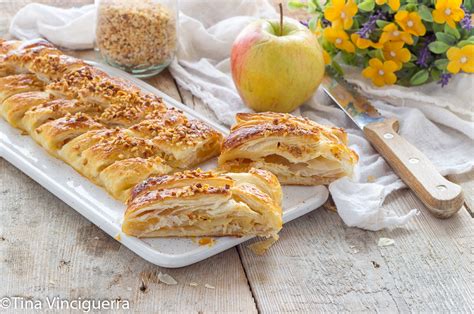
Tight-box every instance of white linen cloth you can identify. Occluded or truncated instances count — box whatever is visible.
[9,0,474,231]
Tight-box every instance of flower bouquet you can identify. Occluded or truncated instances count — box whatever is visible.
[289,0,474,87]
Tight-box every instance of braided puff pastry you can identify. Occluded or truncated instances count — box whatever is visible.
[0,39,223,202]
[219,112,358,185]
[123,168,282,238]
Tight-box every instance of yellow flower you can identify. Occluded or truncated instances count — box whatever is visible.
[362,58,398,87]
[395,11,426,36]
[379,23,414,45]
[375,0,400,11]
[351,33,383,49]
[446,45,474,74]
[382,41,411,69]
[432,0,465,29]
[323,49,331,65]
[323,27,355,53]
[324,0,358,30]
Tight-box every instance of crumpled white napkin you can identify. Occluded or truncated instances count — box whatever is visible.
[9,1,474,231]
[9,3,95,50]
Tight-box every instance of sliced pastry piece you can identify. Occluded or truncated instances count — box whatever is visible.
[1,91,52,129]
[31,112,103,157]
[122,168,282,238]
[128,118,224,168]
[99,156,173,202]
[218,112,358,185]
[0,74,45,103]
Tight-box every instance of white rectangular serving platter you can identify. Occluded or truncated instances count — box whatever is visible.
[0,61,328,268]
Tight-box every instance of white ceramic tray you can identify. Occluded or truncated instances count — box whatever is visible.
[0,62,328,268]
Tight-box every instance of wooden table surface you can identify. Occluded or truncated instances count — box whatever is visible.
[1,1,473,313]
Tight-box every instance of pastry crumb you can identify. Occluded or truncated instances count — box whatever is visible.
[198,237,215,247]
[378,237,395,247]
[367,175,376,182]
[114,233,121,241]
[158,272,177,285]
[189,282,199,287]
[247,237,277,255]
[204,284,215,289]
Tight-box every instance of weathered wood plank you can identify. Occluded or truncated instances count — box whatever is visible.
[238,187,474,313]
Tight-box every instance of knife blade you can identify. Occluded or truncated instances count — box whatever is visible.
[321,74,463,218]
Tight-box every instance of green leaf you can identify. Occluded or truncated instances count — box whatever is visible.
[331,60,344,77]
[405,3,417,11]
[464,0,473,11]
[428,41,450,54]
[435,32,457,45]
[434,59,449,70]
[433,23,444,33]
[445,24,461,39]
[403,62,416,68]
[307,0,317,12]
[431,68,441,81]
[410,69,430,85]
[358,0,375,12]
[288,1,307,9]
[458,39,474,47]
[308,16,318,32]
[376,20,390,28]
[418,5,433,22]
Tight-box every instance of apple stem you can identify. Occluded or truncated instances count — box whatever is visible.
[279,3,283,36]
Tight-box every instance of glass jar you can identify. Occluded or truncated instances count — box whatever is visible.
[95,0,178,77]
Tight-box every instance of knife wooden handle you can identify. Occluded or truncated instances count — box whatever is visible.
[364,118,463,218]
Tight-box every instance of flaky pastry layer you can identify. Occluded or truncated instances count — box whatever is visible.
[124,168,282,238]
[219,112,358,185]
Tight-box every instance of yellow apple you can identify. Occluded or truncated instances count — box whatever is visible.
[231,17,325,113]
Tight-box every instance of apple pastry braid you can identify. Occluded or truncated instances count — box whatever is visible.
[0,39,224,202]
[219,112,358,185]
[123,168,283,238]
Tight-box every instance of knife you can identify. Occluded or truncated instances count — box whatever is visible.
[321,75,463,218]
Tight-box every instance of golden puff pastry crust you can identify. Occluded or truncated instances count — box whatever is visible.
[31,112,103,156]
[99,156,173,202]
[0,74,45,103]
[123,168,282,238]
[1,40,61,78]
[219,112,358,185]
[22,99,102,134]
[1,91,52,129]
[129,118,224,168]
[76,132,162,184]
